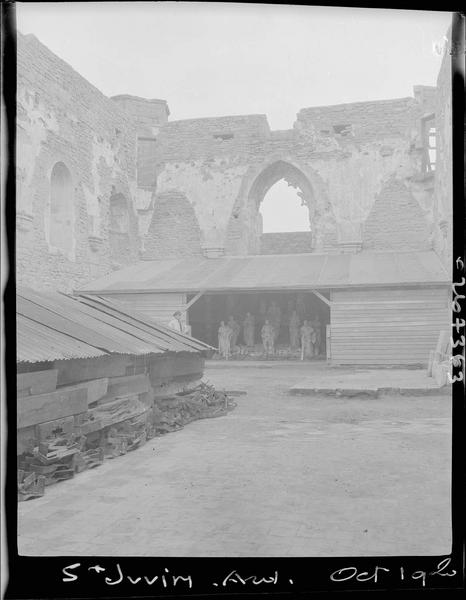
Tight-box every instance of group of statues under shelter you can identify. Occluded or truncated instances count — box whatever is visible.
[217,303,323,360]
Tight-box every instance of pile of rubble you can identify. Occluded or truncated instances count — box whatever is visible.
[151,381,236,434]
[17,378,235,501]
[213,344,318,360]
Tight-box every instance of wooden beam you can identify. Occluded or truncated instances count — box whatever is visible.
[310,289,332,307]
[18,388,88,429]
[17,369,58,397]
[54,355,131,386]
[99,374,150,404]
[185,290,205,310]
[58,378,109,404]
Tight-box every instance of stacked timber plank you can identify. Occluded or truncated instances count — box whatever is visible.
[79,373,154,459]
[17,369,235,501]
[17,368,107,499]
[151,381,236,434]
[16,286,217,502]
[427,330,452,386]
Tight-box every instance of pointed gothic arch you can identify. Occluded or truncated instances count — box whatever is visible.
[248,160,315,220]
[226,157,335,254]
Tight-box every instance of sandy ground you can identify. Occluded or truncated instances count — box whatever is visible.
[18,363,452,556]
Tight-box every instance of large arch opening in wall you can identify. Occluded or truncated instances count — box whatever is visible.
[49,162,74,256]
[251,160,314,255]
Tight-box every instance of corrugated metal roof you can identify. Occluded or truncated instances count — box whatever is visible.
[78,250,450,295]
[17,317,106,363]
[76,294,212,353]
[17,287,212,364]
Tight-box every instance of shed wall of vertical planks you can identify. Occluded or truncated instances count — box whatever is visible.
[329,286,450,365]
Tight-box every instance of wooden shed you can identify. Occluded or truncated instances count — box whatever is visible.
[329,286,450,365]
[78,250,450,367]
[16,287,212,463]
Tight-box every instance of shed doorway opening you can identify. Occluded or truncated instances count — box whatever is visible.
[188,289,330,360]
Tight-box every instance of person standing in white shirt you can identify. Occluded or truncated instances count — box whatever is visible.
[168,311,184,333]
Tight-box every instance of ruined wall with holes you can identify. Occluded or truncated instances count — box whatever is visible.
[16,30,451,294]
[430,36,452,273]
[151,91,438,257]
[111,95,169,192]
[16,32,142,293]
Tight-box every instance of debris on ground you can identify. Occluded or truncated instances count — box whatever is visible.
[211,344,323,361]
[17,377,236,501]
[17,470,46,501]
[150,381,237,434]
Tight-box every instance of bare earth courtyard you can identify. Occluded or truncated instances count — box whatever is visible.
[18,363,452,557]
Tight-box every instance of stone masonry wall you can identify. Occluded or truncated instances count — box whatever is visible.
[111,95,168,190]
[362,177,432,251]
[16,33,141,292]
[152,94,435,256]
[430,34,453,273]
[143,190,202,259]
[260,232,313,255]
[111,95,169,137]
[16,29,451,294]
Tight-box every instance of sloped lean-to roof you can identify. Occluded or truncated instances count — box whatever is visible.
[78,250,450,295]
[17,287,212,364]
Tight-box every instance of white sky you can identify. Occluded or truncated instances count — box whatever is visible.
[261,181,310,233]
[16,2,452,232]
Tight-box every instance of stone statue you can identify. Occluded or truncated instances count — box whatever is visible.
[267,301,282,342]
[227,316,240,351]
[289,310,300,350]
[218,321,233,359]
[300,320,316,360]
[261,320,275,356]
[243,312,255,347]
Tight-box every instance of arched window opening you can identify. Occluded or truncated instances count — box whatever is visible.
[49,162,73,254]
[259,178,310,233]
[226,159,317,255]
[109,192,129,234]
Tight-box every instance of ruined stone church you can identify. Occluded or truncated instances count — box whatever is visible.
[16,31,452,365]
